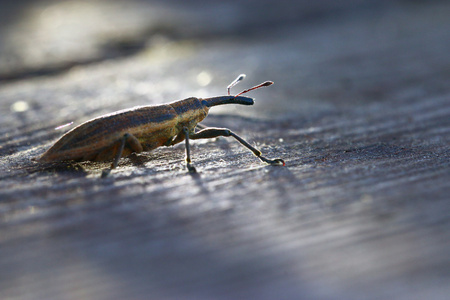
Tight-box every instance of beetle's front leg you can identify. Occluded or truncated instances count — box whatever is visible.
[101,133,143,178]
[195,123,207,131]
[189,127,285,166]
[183,127,197,174]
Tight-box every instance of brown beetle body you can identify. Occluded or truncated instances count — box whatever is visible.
[39,75,284,177]
[40,97,209,163]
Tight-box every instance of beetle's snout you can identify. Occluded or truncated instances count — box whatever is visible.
[233,96,255,106]
[202,96,254,108]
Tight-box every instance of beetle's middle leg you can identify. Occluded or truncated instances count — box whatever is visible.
[183,127,197,174]
[189,127,285,166]
[101,133,143,178]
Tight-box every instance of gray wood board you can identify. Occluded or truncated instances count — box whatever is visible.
[1,1,449,299]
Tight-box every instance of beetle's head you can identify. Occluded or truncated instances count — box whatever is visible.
[201,74,272,108]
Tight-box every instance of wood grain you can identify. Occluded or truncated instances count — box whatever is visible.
[0,1,449,299]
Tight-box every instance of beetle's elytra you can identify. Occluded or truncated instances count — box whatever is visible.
[39,74,285,177]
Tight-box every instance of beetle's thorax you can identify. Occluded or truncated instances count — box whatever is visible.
[169,97,209,130]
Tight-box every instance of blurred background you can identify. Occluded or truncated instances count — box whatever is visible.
[1,0,441,81]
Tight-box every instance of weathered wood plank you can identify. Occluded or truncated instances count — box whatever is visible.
[1,1,449,300]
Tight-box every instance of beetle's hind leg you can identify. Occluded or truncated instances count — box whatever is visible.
[189,127,285,166]
[101,133,143,178]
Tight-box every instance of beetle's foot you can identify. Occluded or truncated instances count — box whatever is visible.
[187,163,197,174]
[101,169,111,178]
[260,157,285,166]
[271,158,286,166]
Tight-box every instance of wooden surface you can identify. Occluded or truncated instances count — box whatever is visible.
[1,1,449,299]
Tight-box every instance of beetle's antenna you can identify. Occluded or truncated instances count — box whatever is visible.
[235,81,273,97]
[227,74,246,95]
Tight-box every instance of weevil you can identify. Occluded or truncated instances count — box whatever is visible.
[39,74,285,177]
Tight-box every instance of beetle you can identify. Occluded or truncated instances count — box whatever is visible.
[38,74,285,177]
